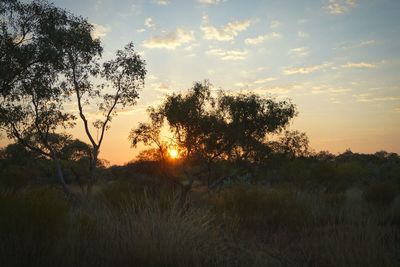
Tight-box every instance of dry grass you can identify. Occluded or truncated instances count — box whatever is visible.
[0,183,399,267]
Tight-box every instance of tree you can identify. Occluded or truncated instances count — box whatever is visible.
[65,42,146,193]
[0,0,87,193]
[0,0,146,194]
[130,81,298,195]
[275,130,310,159]
[0,143,39,193]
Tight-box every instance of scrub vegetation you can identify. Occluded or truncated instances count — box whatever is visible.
[1,1,399,266]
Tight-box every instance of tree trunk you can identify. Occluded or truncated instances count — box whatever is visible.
[87,147,98,195]
[53,156,70,195]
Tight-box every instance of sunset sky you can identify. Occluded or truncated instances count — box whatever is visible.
[3,0,400,165]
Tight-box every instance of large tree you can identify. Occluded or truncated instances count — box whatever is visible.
[0,0,146,194]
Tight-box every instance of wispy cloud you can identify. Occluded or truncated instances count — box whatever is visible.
[354,93,400,103]
[297,31,309,38]
[207,48,247,60]
[144,17,155,28]
[253,77,277,84]
[235,77,277,88]
[198,0,223,5]
[270,20,281,29]
[244,32,281,45]
[310,84,351,95]
[335,39,377,50]
[283,63,330,75]
[201,19,251,41]
[241,84,302,97]
[154,83,173,94]
[91,23,110,39]
[153,0,169,5]
[326,0,357,14]
[289,47,310,57]
[143,28,195,49]
[341,62,376,69]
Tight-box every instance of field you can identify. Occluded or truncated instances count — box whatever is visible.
[1,150,399,267]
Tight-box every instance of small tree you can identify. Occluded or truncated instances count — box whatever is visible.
[275,130,310,159]
[65,42,146,192]
[130,81,298,196]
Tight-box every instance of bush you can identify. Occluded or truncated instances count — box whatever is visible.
[363,182,398,206]
[212,185,311,232]
[0,188,69,266]
[309,162,347,192]
[65,195,230,267]
[0,164,32,192]
[390,196,400,225]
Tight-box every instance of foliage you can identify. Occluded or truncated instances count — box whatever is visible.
[130,81,301,193]
[0,0,146,193]
[212,185,311,232]
[363,181,398,206]
[0,188,69,266]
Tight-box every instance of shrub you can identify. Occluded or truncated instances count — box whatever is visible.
[301,221,400,267]
[390,196,400,225]
[0,188,69,266]
[309,162,347,192]
[212,185,311,232]
[0,164,32,192]
[363,182,398,206]
[66,195,230,267]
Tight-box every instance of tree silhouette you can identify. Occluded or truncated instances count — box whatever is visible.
[65,42,146,193]
[131,81,298,194]
[0,0,146,194]
[0,0,85,193]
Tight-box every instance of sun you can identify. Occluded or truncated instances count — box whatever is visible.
[168,148,179,159]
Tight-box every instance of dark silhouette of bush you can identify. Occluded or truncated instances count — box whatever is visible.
[212,185,311,232]
[363,182,398,206]
[0,189,69,266]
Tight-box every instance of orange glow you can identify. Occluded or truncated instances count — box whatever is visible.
[168,148,179,159]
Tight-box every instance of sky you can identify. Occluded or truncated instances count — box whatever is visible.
[2,0,400,165]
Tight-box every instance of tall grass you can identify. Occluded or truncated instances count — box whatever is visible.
[0,182,399,267]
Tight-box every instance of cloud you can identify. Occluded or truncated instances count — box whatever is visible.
[144,17,155,28]
[297,31,309,38]
[353,94,400,103]
[153,0,169,5]
[283,63,330,75]
[235,77,277,88]
[310,84,351,95]
[326,0,357,14]
[241,84,302,97]
[253,77,277,84]
[201,19,251,41]
[137,28,146,33]
[256,86,291,95]
[270,20,281,29]
[244,32,281,45]
[289,47,310,57]
[360,40,376,46]
[143,28,195,49]
[198,0,223,4]
[335,39,377,50]
[341,62,376,69]
[207,48,247,60]
[91,23,110,39]
[154,83,173,94]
